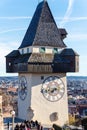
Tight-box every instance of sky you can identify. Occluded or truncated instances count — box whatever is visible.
[0,0,87,76]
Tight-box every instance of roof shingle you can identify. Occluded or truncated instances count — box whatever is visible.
[19,1,66,49]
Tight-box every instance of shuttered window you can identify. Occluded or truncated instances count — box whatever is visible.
[22,49,24,54]
[27,48,29,53]
[53,48,58,53]
[40,47,45,53]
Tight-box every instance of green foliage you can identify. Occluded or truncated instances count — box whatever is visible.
[52,124,62,130]
[69,114,75,125]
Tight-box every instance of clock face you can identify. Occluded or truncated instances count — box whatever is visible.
[19,76,27,100]
[41,76,65,102]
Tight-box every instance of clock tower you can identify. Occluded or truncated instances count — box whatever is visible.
[6,0,79,126]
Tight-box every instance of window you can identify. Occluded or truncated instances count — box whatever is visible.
[9,62,11,66]
[40,47,45,53]
[41,76,44,80]
[53,48,58,53]
[22,49,24,54]
[27,48,29,53]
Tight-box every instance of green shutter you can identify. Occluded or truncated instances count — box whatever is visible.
[53,48,58,53]
[40,47,45,53]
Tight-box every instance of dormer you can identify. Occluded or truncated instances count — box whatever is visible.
[59,28,68,40]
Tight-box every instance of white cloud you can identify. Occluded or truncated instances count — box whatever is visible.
[0,16,32,20]
[67,33,87,41]
[0,41,19,63]
[55,17,87,22]
[0,28,26,34]
[0,15,87,24]
[51,0,55,1]
[59,0,75,27]
[66,17,87,22]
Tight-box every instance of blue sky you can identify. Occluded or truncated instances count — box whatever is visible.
[0,0,87,76]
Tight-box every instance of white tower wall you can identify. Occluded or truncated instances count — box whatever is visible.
[18,73,68,126]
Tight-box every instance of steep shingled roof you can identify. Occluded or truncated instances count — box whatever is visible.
[19,1,66,49]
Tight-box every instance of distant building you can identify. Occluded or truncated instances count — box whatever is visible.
[0,96,3,130]
[77,105,87,117]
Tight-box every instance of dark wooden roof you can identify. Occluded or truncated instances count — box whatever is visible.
[60,48,79,56]
[6,50,20,57]
[19,1,66,49]
[59,28,67,35]
[14,54,31,63]
[13,53,69,64]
